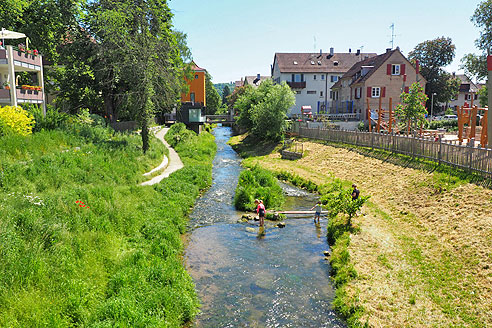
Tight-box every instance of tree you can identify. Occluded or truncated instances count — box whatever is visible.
[222,85,231,104]
[204,72,222,115]
[235,80,295,141]
[408,37,461,106]
[81,0,187,152]
[395,82,428,134]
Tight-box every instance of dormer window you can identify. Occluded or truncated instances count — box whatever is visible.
[333,61,339,66]
[293,61,298,65]
[317,61,321,65]
[392,64,400,75]
[310,61,315,65]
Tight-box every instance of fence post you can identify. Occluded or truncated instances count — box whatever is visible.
[468,138,475,172]
[355,129,359,146]
[438,135,442,166]
[371,132,374,149]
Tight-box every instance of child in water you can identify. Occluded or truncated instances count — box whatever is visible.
[310,201,322,223]
[255,199,265,227]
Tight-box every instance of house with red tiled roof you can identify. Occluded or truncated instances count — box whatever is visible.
[243,74,270,87]
[271,48,377,116]
[331,48,426,121]
[448,74,482,109]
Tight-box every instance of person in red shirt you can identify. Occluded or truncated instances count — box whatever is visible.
[255,199,265,227]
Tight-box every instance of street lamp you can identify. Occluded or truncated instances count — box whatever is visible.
[431,92,437,120]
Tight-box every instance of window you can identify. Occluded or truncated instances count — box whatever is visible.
[313,75,317,80]
[465,94,472,100]
[296,90,302,94]
[331,75,339,82]
[195,74,199,79]
[190,92,195,102]
[329,91,333,99]
[355,87,361,99]
[474,94,478,100]
[372,87,380,98]
[294,74,303,82]
[321,75,325,80]
[320,91,324,97]
[307,90,316,94]
[391,64,400,75]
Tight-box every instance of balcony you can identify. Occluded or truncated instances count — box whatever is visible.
[17,88,44,103]
[287,81,306,89]
[0,47,42,70]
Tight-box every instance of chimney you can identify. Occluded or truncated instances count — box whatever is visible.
[349,48,351,53]
[330,47,334,56]
[386,48,392,53]
[356,49,360,56]
[320,49,322,56]
[257,73,260,79]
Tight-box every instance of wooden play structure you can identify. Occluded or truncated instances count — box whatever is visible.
[457,104,488,147]
[366,97,398,133]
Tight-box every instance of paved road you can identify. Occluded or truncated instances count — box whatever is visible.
[141,127,184,186]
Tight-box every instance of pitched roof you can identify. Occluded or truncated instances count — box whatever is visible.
[234,80,243,88]
[274,52,377,73]
[455,74,480,93]
[190,60,206,72]
[244,75,270,86]
[343,49,397,86]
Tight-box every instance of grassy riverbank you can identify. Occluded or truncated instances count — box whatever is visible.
[0,124,215,327]
[230,135,492,327]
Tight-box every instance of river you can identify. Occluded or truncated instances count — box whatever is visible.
[185,126,345,327]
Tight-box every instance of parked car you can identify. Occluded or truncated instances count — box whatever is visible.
[443,114,458,120]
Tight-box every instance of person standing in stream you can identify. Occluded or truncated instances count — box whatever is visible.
[310,201,322,223]
[255,199,265,228]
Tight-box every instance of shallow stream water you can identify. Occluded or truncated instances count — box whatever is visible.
[185,126,345,327]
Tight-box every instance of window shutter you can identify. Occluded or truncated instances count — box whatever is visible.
[404,86,409,93]
[367,87,372,97]
[401,64,406,75]
[382,87,386,98]
[301,74,304,82]
[387,64,391,75]
[292,74,294,81]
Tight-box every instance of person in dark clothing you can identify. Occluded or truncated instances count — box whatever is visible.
[351,184,360,200]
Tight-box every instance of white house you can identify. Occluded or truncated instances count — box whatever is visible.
[448,74,482,109]
[271,48,377,116]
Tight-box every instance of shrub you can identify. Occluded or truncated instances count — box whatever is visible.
[234,164,284,211]
[0,105,35,136]
[24,104,69,132]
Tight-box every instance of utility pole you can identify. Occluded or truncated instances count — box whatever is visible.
[488,53,492,147]
[431,92,436,120]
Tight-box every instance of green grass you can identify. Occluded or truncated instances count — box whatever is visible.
[0,124,215,327]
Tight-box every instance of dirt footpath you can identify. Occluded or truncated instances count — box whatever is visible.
[251,141,492,327]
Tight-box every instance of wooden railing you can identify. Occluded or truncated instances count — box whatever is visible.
[298,127,492,178]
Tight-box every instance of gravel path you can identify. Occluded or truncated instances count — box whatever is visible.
[141,127,183,186]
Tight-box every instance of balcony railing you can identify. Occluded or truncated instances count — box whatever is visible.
[13,49,42,68]
[17,88,44,103]
[0,88,9,100]
[287,81,306,89]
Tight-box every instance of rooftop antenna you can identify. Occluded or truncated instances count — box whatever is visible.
[389,23,397,49]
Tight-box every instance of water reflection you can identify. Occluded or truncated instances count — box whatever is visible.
[186,126,345,327]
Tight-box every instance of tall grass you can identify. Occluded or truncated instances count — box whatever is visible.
[0,124,215,327]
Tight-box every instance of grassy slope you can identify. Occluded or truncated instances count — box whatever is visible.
[237,137,492,327]
[0,126,215,327]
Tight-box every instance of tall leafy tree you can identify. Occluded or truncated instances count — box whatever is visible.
[222,85,231,104]
[460,0,492,102]
[204,72,222,115]
[236,80,295,141]
[408,37,461,107]
[81,0,187,152]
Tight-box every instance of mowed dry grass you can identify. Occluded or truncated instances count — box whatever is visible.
[248,141,492,327]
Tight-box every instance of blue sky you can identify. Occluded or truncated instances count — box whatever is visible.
[170,0,484,83]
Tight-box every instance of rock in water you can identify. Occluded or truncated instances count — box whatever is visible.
[246,227,256,233]
[323,250,331,256]
[277,222,286,228]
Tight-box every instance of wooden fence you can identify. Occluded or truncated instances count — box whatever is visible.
[298,127,492,178]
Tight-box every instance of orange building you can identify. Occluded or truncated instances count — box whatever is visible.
[181,61,206,107]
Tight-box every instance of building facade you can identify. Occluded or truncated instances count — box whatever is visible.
[0,45,46,113]
[271,48,377,116]
[181,61,206,107]
[448,74,482,109]
[331,48,426,121]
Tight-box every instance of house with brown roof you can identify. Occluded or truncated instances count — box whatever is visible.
[448,74,482,109]
[331,48,426,121]
[243,74,270,87]
[271,48,377,116]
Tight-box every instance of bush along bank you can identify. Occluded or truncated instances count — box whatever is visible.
[234,164,285,212]
[0,122,215,327]
[265,169,369,326]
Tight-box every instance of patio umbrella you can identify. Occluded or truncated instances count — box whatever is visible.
[0,28,27,48]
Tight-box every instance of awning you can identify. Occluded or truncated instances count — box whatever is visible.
[0,28,26,39]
